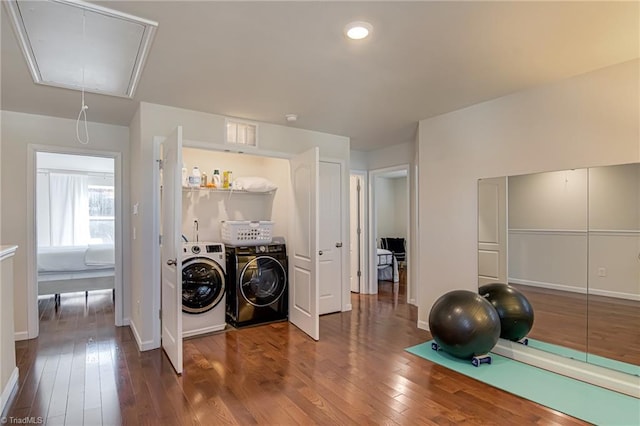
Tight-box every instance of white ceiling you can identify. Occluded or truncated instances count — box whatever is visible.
[2,1,638,152]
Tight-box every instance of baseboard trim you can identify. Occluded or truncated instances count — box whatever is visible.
[0,367,19,416]
[509,278,587,294]
[417,320,429,331]
[588,288,640,301]
[14,331,29,341]
[343,303,352,311]
[511,279,639,301]
[493,339,640,399]
[129,320,156,352]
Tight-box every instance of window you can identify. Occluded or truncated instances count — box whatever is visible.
[88,185,115,243]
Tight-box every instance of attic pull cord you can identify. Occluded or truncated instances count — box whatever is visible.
[76,10,89,145]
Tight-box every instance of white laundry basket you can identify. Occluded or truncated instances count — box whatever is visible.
[221,221,274,246]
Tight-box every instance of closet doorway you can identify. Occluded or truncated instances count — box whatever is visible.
[28,147,123,338]
[369,165,410,300]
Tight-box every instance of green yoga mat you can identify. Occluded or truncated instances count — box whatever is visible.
[526,338,640,377]
[406,341,640,426]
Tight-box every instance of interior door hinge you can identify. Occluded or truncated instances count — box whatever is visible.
[159,235,162,245]
[357,270,362,277]
[157,159,163,170]
[159,309,162,320]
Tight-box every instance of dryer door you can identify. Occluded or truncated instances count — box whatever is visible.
[239,256,287,307]
[182,258,225,314]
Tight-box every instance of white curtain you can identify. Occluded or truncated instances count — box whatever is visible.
[49,173,90,246]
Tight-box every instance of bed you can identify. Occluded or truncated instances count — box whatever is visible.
[37,245,115,300]
[377,248,399,283]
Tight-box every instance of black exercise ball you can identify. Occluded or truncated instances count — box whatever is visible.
[479,283,534,342]
[428,290,501,359]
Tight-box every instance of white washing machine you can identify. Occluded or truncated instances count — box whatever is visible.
[182,242,226,338]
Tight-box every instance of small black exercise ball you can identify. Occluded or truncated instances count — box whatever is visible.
[428,290,501,359]
[479,283,534,342]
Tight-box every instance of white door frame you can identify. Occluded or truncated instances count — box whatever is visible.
[150,140,351,345]
[368,164,411,299]
[151,140,293,346]
[26,144,125,339]
[349,170,368,294]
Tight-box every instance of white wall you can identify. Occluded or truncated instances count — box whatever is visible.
[393,177,408,239]
[181,148,290,242]
[355,140,418,303]
[589,163,640,230]
[367,142,414,171]
[508,169,588,293]
[375,177,396,239]
[130,102,350,350]
[509,169,588,230]
[417,59,640,329]
[588,164,640,299]
[0,111,130,338]
[350,150,368,170]
[375,177,408,240]
[507,164,640,299]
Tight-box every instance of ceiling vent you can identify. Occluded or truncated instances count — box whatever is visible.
[225,118,258,148]
[4,0,158,98]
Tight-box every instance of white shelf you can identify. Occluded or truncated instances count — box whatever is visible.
[182,187,275,195]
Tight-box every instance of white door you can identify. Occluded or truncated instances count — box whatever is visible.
[319,161,342,315]
[478,177,507,286]
[289,147,320,340]
[349,174,363,293]
[160,126,183,374]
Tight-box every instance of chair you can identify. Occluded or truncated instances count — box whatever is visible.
[380,237,406,264]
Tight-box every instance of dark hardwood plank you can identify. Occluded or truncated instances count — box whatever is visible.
[512,283,640,365]
[4,283,595,425]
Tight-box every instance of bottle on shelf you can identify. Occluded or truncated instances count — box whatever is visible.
[212,169,221,188]
[223,170,232,189]
[181,164,188,188]
[189,166,201,188]
[200,172,208,188]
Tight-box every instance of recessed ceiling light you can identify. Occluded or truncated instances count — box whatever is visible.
[344,21,372,40]
[285,114,298,123]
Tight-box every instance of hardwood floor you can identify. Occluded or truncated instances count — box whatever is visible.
[3,287,590,425]
[511,284,640,365]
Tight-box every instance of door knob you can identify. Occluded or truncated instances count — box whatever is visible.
[167,258,177,266]
[319,250,323,256]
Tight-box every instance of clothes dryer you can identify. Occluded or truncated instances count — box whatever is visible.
[225,243,288,328]
[182,242,226,338]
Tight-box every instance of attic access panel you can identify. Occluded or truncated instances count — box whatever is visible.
[4,0,157,98]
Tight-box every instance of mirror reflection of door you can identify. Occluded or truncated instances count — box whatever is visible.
[477,177,507,286]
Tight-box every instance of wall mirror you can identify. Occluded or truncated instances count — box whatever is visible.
[478,163,640,376]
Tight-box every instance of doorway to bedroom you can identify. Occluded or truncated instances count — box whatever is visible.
[33,150,122,336]
[371,166,410,301]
